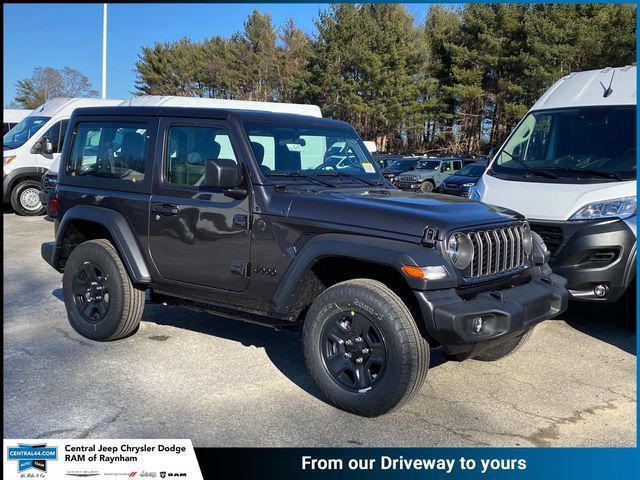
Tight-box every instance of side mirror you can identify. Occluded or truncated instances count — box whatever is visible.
[31,138,54,155]
[43,138,54,154]
[205,158,242,189]
[31,137,53,155]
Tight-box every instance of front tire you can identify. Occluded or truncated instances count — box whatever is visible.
[473,328,534,362]
[420,180,435,193]
[303,279,429,416]
[63,239,144,341]
[10,180,45,216]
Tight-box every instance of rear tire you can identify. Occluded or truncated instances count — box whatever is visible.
[473,328,534,362]
[63,239,144,341]
[303,279,429,416]
[10,180,45,216]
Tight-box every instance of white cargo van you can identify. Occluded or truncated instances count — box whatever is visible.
[474,66,636,303]
[3,98,122,215]
[3,109,32,135]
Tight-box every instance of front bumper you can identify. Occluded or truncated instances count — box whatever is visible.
[415,268,568,358]
[394,181,421,190]
[530,218,636,302]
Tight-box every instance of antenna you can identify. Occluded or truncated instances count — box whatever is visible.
[603,70,615,98]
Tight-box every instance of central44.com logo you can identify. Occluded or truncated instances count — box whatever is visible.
[6,443,58,474]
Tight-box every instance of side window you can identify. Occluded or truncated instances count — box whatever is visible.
[453,160,462,170]
[441,162,451,172]
[41,121,61,153]
[68,122,148,182]
[58,120,69,151]
[166,125,237,187]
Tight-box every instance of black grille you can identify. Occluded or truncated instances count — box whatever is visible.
[460,223,529,279]
[530,224,563,256]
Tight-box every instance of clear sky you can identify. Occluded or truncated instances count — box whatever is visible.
[3,3,433,105]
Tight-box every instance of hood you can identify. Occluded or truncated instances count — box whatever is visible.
[477,174,636,221]
[286,187,523,239]
[444,175,480,185]
[383,167,413,175]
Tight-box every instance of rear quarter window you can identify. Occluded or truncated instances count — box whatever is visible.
[68,123,149,183]
[61,117,157,193]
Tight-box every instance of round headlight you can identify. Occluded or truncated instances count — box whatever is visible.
[522,222,533,256]
[447,233,473,270]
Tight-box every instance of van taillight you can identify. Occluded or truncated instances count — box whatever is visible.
[49,197,58,218]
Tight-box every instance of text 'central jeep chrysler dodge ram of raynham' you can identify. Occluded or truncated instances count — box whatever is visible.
[41,102,568,416]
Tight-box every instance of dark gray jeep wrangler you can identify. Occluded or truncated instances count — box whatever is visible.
[41,105,568,416]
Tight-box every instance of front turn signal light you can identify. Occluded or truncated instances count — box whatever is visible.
[401,265,448,281]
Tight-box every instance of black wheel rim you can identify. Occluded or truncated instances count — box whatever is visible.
[72,261,110,322]
[320,310,387,393]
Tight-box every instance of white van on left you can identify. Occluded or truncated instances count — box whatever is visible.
[3,98,122,215]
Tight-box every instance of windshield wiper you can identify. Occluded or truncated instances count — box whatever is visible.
[317,171,383,187]
[267,172,336,188]
[542,167,622,181]
[499,150,559,179]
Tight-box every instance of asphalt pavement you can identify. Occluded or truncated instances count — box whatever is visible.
[3,211,636,446]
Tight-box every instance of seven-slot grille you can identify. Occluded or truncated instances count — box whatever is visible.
[396,174,419,183]
[461,224,529,279]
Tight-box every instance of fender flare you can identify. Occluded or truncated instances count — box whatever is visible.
[272,233,456,314]
[55,205,151,284]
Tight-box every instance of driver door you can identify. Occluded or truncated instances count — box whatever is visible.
[148,118,251,291]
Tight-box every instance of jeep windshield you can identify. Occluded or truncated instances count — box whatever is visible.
[416,160,440,170]
[490,106,636,183]
[3,116,49,149]
[244,121,383,186]
[387,159,417,170]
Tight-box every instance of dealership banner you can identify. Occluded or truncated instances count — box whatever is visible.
[3,439,203,479]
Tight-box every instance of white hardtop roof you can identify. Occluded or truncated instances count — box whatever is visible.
[29,97,123,118]
[531,66,636,111]
[3,109,32,122]
[120,95,323,118]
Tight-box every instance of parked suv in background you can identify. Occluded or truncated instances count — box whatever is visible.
[381,157,419,182]
[394,157,463,193]
[439,161,488,197]
[41,99,568,416]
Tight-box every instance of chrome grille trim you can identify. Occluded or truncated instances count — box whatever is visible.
[460,224,529,280]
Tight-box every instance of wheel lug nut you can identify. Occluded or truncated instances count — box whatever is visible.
[355,337,363,343]
[362,348,370,354]
[345,339,353,346]
[344,353,352,359]
[355,357,363,364]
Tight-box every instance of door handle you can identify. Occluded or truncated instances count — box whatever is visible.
[151,204,180,216]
